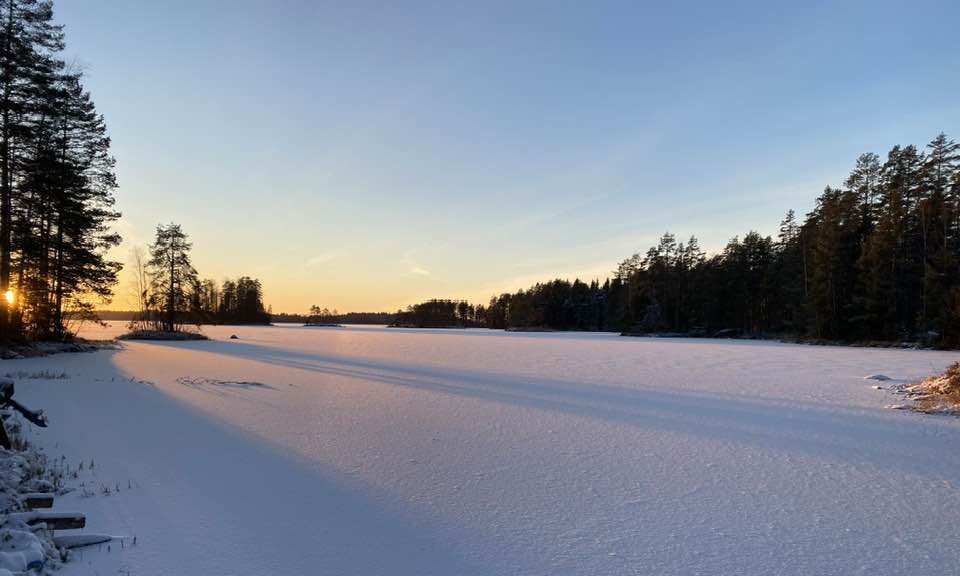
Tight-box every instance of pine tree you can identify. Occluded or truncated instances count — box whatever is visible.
[852,146,911,339]
[774,210,805,332]
[11,70,119,339]
[806,187,860,339]
[147,223,197,332]
[0,0,64,338]
[919,134,960,338]
[679,236,704,329]
[48,75,118,336]
[845,152,881,239]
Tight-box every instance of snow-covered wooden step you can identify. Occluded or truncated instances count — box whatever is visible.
[8,511,85,530]
[52,534,112,549]
[20,493,54,510]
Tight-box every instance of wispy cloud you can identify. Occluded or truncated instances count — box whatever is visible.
[400,252,430,277]
[302,252,339,268]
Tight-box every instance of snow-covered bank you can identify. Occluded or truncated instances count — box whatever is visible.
[0,433,63,573]
[10,323,960,574]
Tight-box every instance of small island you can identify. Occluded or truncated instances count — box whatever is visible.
[302,306,342,327]
[120,225,271,340]
[389,299,480,329]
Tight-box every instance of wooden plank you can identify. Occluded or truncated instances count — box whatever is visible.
[10,511,85,530]
[22,493,54,510]
[37,515,85,530]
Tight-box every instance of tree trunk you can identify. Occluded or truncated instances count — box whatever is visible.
[52,215,63,338]
[167,246,175,332]
[0,1,15,340]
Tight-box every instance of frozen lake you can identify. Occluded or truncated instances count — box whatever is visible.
[15,323,960,575]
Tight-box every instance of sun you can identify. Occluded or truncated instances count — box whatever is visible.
[4,290,13,305]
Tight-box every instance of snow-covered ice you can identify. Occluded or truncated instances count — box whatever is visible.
[10,323,960,575]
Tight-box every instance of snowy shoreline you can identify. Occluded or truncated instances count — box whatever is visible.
[0,415,67,573]
[7,322,960,575]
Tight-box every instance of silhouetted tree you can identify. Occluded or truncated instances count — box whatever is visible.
[0,0,65,339]
[146,223,196,332]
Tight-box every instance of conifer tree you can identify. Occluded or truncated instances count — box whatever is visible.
[147,223,197,332]
[36,74,118,337]
[845,152,881,239]
[919,134,960,337]
[774,210,805,332]
[0,0,64,338]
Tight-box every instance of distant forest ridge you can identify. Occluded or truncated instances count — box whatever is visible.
[396,133,960,347]
[272,311,395,325]
[96,310,396,325]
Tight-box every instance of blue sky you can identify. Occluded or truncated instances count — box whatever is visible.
[56,0,960,312]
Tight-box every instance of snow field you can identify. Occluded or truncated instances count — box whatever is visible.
[10,323,960,575]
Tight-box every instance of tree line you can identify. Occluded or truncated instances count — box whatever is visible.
[403,133,960,346]
[269,308,394,325]
[391,299,483,328]
[130,223,269,332]
[0,0,120,341]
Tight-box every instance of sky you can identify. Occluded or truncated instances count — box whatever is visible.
[55,0,960,313]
